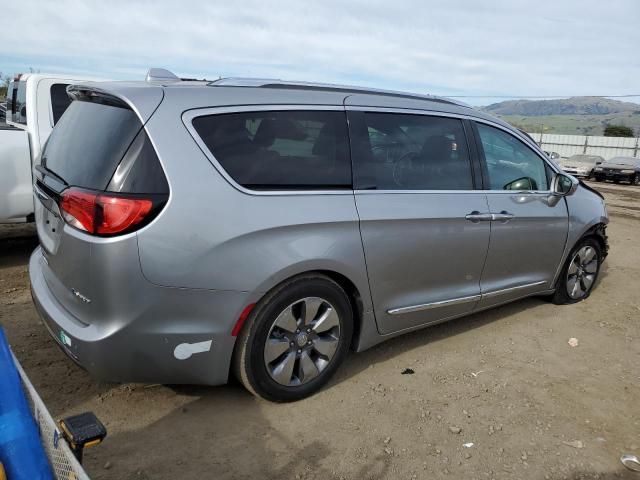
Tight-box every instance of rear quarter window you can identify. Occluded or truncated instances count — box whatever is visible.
[50,83,72,124]
[192,110,352,190]
[42,98,168,193]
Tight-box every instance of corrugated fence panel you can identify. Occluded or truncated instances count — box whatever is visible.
[588,136,637,148]
[528,132,639,160]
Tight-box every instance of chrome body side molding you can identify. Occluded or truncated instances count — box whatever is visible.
[387,280,548,315]
[388,294,481,315]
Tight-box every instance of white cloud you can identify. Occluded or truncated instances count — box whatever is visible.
[2,0,639,103]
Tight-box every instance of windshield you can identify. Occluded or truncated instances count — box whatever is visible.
[568,155,600,164]
[608,157,639,166]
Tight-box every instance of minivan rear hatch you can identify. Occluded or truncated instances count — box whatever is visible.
[33,87,168,324]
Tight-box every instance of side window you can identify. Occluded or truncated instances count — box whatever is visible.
[50,84,72,125]
[192,110,351,190]
[6,82,15,117]
[476,123,549,191]
[14,81,27,125]
[352,112,473,190]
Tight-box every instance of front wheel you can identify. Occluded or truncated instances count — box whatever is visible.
[551,238,602,305]
[233,274,353,402]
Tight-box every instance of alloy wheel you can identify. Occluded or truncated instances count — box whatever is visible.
[264,297,341,386]
[566,246,599,299]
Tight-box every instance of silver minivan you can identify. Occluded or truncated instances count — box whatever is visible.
[30,72,609,401]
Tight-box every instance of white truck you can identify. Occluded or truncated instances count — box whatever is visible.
[1,73,100,223]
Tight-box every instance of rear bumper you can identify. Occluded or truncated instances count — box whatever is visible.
[29,247,251,386]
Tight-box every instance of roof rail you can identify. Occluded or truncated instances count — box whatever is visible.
[146,68,180,83]
[208,77,470,107]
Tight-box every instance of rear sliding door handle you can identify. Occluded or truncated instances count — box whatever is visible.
[491,211,515,222]
[465,211,493,222]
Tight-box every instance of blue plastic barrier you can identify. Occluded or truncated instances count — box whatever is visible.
[0,327,53,480]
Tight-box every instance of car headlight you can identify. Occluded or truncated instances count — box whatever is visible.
[621,169,635,174]
[595,167,603,171]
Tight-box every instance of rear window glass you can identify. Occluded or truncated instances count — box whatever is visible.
[6,82,14,117]
[192,110,351,190]
[50,83,72,124]
[42,99,167,193]
[8,80,27,124]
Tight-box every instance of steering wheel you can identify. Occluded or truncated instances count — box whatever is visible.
[392,151,421,187]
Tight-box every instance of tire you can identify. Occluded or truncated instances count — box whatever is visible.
[633,174,640,186]
[233,274,353,402]
[551,237,602,305]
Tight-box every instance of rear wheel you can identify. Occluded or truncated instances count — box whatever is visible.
[551,238,602,305]
[633,174,640,186]
[233,274,353,402]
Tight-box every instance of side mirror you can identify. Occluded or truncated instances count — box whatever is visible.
[554,173,577,195]
[549,173,578,203]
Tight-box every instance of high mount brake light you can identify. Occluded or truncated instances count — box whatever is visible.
[59,188,155,236]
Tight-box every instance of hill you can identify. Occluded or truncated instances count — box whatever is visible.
[497,113,640,136]
[482,97,640,116]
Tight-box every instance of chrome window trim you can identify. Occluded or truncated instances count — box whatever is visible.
[182,104,353,197]
[344,105,468,120]
[183,104,561,197]
[387,280,548,315]
[345,106,560,194]
[354,189,484,195]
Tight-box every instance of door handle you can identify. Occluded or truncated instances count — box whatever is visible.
[491,211,515,222]
[465,211,493,222]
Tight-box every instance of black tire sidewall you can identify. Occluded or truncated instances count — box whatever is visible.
[554,237,602,304]
[244,277,353,402]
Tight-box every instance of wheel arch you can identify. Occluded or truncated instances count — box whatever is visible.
[241,265,370,352]
[552,221,608,290]
[580,222,609,259]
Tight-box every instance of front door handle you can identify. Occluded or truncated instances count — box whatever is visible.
[491,211,515,222]
[465,211,493,222]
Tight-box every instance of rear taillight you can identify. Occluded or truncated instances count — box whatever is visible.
[60,188,161,236]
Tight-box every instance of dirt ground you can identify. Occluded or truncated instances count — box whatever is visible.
[1,181,639,480]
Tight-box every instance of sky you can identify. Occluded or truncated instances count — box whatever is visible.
[2,0,640,106]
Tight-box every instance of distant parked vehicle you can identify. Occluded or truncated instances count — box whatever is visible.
[558,154,604,179]
[1,73,102,223]
[593,157,640,185]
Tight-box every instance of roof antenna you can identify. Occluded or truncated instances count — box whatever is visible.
[145,68,180,83]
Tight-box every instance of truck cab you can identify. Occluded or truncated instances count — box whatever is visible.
[1,74,101,223]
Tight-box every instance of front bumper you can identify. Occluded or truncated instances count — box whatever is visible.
[562,168,591,178]
[594,171,635,182]
[29,247,251,386]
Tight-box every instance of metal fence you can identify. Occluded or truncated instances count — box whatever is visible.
[11,350,90,480]
[527,132,640,160]
[529,133,640,160]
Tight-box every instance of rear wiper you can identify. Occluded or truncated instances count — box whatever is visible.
[35,164,69,186]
